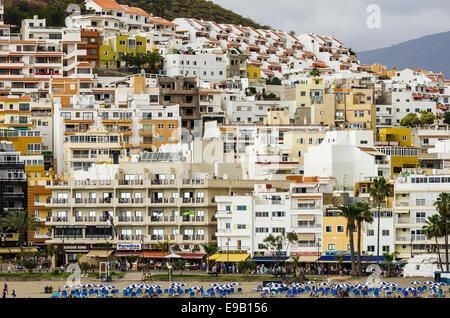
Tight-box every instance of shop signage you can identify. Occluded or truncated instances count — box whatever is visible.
[61,245,91,250]
[54,225,86,229]
[117,243,141,250]
[290,252,320,256]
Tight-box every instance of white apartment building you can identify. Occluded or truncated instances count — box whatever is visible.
[394,174,450,259]
[21,16,63,42]
[163,50,227,82]
[215,179,334,261]
[221,98,295,124]
[304,130,384,189]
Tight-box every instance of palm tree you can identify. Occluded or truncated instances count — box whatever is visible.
[336,203,359,276]
[201,242,218,272]
[310,67,321,77]
[145,50,164,74]
[0,210,43,264]
[335,253,344,272]
[368,177,391,266]
[355,201,374,276]
[284,232,298,269]
[120,53,148,71]
[383,252,394,277]
[435,193,450,271]
[261,234,285,273]
[423,214,444,271]
[290,255,300,277]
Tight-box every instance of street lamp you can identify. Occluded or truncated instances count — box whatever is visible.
[317,238,321,259]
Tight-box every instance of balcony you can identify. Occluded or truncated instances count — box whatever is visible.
[118,180,143,186]
[396,235,410,242]
[149,216,176,223]
[74,198,97,204]
[3,192,24,198]
[118,234,145,241]
[118,198,144,204]
[150,179,176,185]
[150,197,176,204]
[182,179,205,185]
[182,216,205,223]
[118,216,144,222]
[46,216,69,223]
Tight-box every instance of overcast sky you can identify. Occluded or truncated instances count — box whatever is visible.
[212,0,450,52]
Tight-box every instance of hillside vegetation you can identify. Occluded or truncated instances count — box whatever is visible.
[4,0,271,30]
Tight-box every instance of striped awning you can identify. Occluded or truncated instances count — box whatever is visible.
[208,253,250,262]
[297,215,315,221]
[85,250,114,258]
[0,247,38,254]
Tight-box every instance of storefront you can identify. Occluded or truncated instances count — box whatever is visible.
[55,244,91,266]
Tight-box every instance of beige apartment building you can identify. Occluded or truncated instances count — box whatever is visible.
[285,78,376,131]
[44,160,290,264]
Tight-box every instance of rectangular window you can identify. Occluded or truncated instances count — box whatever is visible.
[328,243,336,251]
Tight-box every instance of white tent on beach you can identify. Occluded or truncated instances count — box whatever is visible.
[403,254,446,278]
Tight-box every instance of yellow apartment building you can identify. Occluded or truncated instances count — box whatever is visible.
[322,208,361,255]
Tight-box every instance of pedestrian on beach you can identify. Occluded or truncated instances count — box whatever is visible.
[2,289,6,298]
[3,283,7,294]
[11,290,15,298]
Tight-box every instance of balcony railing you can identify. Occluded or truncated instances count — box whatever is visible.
[118,180,143,186]
[47,216,68,222]
[150,179,175,185]
[182,179,205,185]
[52,198,68,204]
[150,216,176,222]
[118,216,143,222]
[118,198,144,204]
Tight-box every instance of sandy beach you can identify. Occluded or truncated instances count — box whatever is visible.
[1,274,446,298]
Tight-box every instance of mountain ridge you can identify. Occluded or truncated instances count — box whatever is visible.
[358,30,450,78]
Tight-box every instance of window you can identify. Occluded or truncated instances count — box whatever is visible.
[325,226,332,233]
[272,211,285,217]
[367,245,375,252]
[27,143,41,154]
[255,227,269,233]
[382,246,390,252]
[337,226,344,233]
[382,230,389,236]
[367,229,374,236]
[237,205,247,211]
[328,243,336,251]
[237,224,247,229]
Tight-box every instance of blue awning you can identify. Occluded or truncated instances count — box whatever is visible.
[251,257,289,262]
[317,255,385,263]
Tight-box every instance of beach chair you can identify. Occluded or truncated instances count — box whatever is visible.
[237,287,242,293]
[164,289,169,294]
[61,291,67,298]
[189,292,195,297]
[256,285,263,292]
[362,290,368,297]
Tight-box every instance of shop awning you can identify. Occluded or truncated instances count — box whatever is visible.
[297,199,315,204]
[177,253,206,259]
[252,257,289,262]
[208,253,250,262]
[316,255,385,263]
[0,248,38,254]
[297,215,315,221]
[142,251,168,258]
[114,251,142,257]
[287,255,318,262]
[297,233,315,241]
[85,250,114,258]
